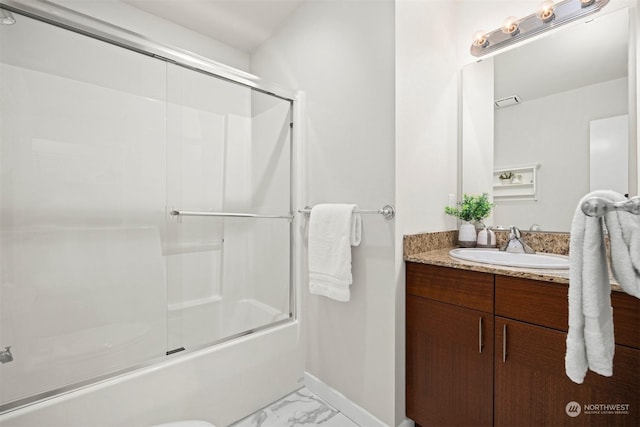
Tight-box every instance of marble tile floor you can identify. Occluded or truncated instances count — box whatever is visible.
[230,387,360,427]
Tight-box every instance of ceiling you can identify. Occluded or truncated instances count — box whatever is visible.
[123,0,306,52]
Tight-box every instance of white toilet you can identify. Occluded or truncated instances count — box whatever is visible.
[153,421,215,427]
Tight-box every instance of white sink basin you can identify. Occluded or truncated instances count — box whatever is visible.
[449,248,569,270]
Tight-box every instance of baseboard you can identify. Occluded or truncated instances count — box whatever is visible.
[304,372,414,427]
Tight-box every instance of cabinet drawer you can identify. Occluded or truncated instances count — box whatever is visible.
[406,263,494,313]
[495,275,568,331]
[496,275,640,349]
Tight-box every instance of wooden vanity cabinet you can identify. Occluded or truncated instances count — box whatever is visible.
[494,275,640,427]
[406,263,640,427]
[406,263,494,427]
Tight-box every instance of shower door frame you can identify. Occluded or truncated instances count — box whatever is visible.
[0,0,300,414]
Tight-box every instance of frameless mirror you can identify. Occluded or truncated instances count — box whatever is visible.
[461,7,636,232]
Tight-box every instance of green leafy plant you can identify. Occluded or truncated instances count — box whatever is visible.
[499,171,514,180]
[444,193,493,223]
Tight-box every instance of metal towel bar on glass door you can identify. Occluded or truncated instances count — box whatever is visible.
[581,196,640,217]
[170,210,294,220]
[298,204,396,220]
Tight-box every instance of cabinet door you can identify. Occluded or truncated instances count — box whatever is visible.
[407,295,493,427]
[495,317,639,427]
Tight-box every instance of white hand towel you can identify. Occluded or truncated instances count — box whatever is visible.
[308,204,361,302]
[566,190,619,383]
[607,204,640,298]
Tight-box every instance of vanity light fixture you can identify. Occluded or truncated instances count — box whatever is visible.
[470,0,609,57]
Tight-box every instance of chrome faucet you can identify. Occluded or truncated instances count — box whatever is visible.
[500,226,535,254]
[0,346,13,364]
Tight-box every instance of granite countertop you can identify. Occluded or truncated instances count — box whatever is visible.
[403,230,623,292]
[406,247,571,284]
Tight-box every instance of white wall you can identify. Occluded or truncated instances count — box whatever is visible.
[395,1,460,425]
[494,77,628,231]
[251,1,396,425]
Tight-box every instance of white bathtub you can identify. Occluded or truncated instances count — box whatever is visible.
[168,296,291,352]
[0,319,304,427]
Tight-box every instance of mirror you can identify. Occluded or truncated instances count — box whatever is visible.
[461,7,636,232]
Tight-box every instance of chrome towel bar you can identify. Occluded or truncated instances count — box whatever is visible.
[170,210,294,220]
[581,196,640,218]
[170,204,397,221]
[298,204,396,220]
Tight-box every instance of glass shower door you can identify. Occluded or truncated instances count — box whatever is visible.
[0,8,295,412]
[165,64,293,352]
[0,13,167,407]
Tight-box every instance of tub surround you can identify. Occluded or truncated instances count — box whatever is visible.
[404,230,623,292]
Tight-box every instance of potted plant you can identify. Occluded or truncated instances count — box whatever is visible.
[444,193,493,247]
[499,171,514,184]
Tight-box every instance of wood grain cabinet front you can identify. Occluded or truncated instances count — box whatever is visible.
[406,262,640,427]
[494,275,640,427]
[406,263,494,427]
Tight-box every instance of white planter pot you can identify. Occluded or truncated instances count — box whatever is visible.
[458,222,477,248]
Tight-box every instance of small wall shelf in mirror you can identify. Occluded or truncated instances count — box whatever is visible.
[493,164,540,201]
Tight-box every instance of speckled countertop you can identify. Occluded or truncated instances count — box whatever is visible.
[405,247,573,284]
[404,230,623,292]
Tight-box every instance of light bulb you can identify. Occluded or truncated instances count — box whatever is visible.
[501,16,520,36]
[537,1,555,23]
[472,30,489,48]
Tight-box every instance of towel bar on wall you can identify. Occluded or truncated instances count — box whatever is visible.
[170,210,294,220]
[581,196,640,217]
[298,204,396,220]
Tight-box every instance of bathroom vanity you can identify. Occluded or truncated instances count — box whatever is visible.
[405,250,640,427]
